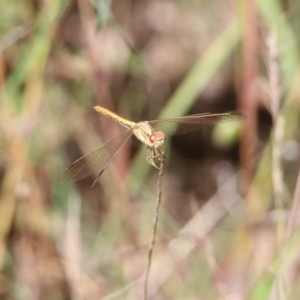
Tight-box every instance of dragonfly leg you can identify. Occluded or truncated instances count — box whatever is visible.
[147,148,160,170]
[152,150,164,160]
[146,147,164,170]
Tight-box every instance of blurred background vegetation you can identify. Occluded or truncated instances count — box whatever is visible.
[1,0,300,299]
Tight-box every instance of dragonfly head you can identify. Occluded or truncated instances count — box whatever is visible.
[149,131,165,150]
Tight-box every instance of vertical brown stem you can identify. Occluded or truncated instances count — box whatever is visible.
[238,0,259,195]
[143,154,165,300]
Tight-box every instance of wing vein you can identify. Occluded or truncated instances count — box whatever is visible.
[63,130,133,182]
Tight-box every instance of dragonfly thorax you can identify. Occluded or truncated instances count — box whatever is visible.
[132,122,155,147]
[131,122,165,150]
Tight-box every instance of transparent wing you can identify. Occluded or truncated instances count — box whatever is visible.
[148,112,243,135]
[63,130,133,182]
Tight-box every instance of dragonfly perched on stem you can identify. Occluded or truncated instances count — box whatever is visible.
[63,105,242,187]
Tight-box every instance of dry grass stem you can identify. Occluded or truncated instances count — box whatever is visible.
[141,175,241,298]
[143,154,165,300]
[239,0,258,194]
[62,193,82,300]
[188,195,228,300]
[286,169,300,238]
[267,32,285,208]
[266,32,291,300]
[0,23,32,51]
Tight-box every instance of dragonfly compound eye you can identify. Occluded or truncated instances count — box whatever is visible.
[149,135,156,143]
[150,131,165,150]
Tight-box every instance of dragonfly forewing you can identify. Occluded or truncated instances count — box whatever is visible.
[63,130,133,182]
[148,112,243,135]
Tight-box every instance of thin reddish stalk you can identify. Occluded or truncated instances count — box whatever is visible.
[143,155,165,300]
[238,0,259,195]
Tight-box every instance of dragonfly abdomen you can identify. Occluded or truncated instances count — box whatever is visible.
[94,105,134,128]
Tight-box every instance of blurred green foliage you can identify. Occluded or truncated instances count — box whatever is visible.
[0,0,300,299]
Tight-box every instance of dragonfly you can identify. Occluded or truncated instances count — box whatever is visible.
[63,105,242,187]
